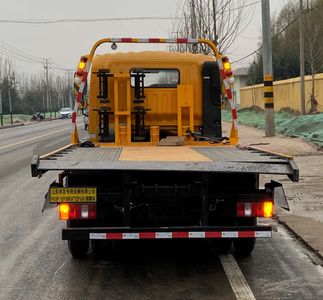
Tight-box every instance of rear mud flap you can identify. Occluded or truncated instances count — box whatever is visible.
[42,181,58,212]
[266,181,289,211]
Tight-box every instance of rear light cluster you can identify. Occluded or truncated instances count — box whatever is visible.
[59,203,96,220]
[237,201,274,218]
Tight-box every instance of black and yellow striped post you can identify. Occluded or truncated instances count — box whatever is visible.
[264,74,274,109]
[262,0,275,137]
[263,74,275,136]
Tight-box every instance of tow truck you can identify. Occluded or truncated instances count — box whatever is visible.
[31,38,298,258]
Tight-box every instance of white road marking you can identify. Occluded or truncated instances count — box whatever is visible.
[0,128,67,150]
[219,254,256,300]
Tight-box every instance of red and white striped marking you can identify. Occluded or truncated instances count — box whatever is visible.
[71,60,92,141]
[107,37,199,44]
[89,230,271,240]
[218,58,238,130]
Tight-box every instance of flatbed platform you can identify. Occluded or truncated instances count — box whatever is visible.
[31,145,299,182]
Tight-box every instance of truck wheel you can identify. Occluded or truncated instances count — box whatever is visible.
[91,240,112,260]
[215,239,232,254]
[233,238,256,257]
[68,240,89,259]
[210,238,232,254]
[233,217,257,256]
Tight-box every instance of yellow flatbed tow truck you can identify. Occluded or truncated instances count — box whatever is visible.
[31,38,298,259]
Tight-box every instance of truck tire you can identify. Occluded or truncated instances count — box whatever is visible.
[67,220,89,259]
[233,238,256,257]
[214,239,232,254]
[68,240,89,259]
[233,217,257,256]
[91,240,112,260]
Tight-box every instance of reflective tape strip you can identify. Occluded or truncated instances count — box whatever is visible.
[89,233,106,240]
[107,38,199,44]
[156,232,172,239]
[106,233,123,239]
[71,111,77,123]
[88,230,272,240]
[172,232,189,238]
[71,60,91,138]
[218,57,237,130]
[205,231,221,238]
[222,232,239,238]
[189,231,206,238]
[238,231,255,238]
[123,233,139,239]
[255,231,272,238]
[139,232,156,239]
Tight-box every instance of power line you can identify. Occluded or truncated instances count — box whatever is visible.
[0,39,44,64]
[0,2,261,25]
[232,2,323,64]
[0,16,182,24]
[0,39,74,72]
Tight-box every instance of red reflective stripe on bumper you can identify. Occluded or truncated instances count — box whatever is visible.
[238,231,255,238]
[205,231,221,238]
[89,230,271,240]
[172,232,189,238]
[139,232,156,239]
[106,233,123,239]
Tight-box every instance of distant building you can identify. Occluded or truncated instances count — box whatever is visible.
[232,67,249,105]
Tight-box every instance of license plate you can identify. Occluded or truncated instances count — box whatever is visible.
[49,187,97,203]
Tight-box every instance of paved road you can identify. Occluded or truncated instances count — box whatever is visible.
[0,120,323,299]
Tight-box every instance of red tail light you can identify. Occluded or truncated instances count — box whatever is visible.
[237,201,274,218]
[59,203,96,220]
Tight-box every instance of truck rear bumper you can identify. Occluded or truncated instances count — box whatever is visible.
[62,226,272,240]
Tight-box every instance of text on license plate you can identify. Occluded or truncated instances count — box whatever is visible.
[49,187,97,203]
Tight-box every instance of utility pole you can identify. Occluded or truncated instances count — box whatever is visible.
[190,0,197,53]
[0,75,2,126]
[8,74,15,125]
[212,0,218,44]
[67,70,73,107]
[44,59,50,118]
[261,0,275,137]
[299,0,306,115]
[190,0,197,38]
[0,89,3,126]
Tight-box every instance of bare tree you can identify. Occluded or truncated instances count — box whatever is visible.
[304,0,322,113]
[172,0,256,54]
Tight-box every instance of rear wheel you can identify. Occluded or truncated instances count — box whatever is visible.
[67,220,89,259]
[91,240,112,260]
[215,239,232,254]
[233,217,257,257]
[233,238,256,257]
[68,240,89,259]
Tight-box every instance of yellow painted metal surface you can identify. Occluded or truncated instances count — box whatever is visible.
[119,147,211,162]
[88,52,214,141]
[78,38,238,147]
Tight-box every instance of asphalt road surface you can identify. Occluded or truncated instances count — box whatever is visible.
[0,120,323,300]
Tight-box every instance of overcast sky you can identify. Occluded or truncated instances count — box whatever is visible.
[0,0,292,76]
